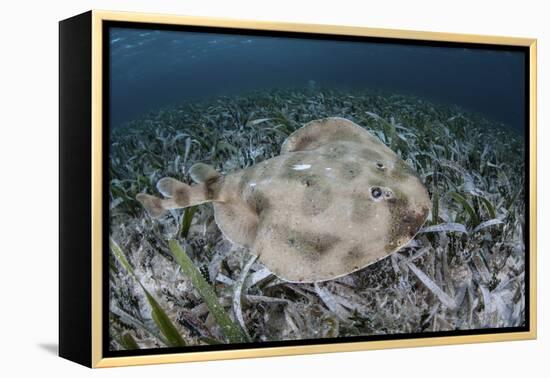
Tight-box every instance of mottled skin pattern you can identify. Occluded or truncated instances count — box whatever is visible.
[137,117,431,283]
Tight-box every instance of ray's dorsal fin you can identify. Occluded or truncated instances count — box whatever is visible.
[135,193,179,217]
[281,117,381,154]
[136,164,223,218]
[157,177,190,204]
[189,162,221,183]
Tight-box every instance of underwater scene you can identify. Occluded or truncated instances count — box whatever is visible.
[108,26,527,352]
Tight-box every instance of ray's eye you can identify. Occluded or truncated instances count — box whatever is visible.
[376,161,385,170]
[371,187,382,199]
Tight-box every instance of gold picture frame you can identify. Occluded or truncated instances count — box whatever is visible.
[59,9,537,368]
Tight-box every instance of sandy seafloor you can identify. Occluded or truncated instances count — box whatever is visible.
[108,88,526,351]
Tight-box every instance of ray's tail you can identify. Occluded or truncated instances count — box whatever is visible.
[136,163,221,217]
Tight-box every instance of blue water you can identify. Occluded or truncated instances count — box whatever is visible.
[109,27,526,131]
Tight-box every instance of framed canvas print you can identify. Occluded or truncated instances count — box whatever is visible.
[59,10,537,368]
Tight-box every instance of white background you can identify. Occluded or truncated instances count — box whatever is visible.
[0,0,547,376]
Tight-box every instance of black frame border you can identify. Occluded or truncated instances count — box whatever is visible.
[59,11,93,367]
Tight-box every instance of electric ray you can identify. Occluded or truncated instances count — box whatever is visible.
[137,117,431,283]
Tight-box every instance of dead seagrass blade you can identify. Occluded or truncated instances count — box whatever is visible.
[137,117,431,283]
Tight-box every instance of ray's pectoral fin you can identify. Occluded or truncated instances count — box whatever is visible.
[213,202,259,248]
[136,164,223,217]
[281,116,381,154]
[209,167,263,248]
